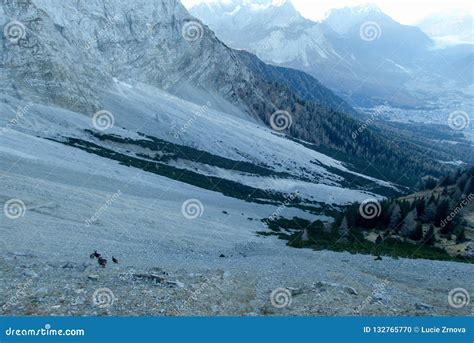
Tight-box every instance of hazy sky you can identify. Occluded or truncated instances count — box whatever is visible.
[181,0,474,24]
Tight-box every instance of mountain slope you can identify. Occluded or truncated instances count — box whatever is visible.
[1,0,473,318]
[236,50,357,116]
[0,0,457,190]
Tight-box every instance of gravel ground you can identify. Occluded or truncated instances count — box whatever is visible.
[0,127,472,317]
[1,242,472,316]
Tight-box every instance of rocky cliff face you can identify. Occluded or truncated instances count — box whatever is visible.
[1,0,102,112]
[1,0,260,115]
[1,0,355,121]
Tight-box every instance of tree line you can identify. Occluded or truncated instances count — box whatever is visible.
[335,167,474,246]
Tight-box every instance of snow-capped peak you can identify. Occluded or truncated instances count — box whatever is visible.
[323,3,389,35]
[192,0,297,15]
[324,3,383,18]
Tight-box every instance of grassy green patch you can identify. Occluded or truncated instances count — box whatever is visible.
[87,130,293,178]
[51,135,298,205]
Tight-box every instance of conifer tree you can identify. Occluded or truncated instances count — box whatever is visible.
[389,204,402,230]
[401,209,418,238]
[424,225,436,246]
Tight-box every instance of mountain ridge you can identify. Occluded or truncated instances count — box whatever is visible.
[189,0,471,110]
[1,0,460,189]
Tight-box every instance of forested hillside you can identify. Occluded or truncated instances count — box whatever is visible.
[264,167,474,261]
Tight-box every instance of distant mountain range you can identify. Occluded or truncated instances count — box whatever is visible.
[418,11,474,46]
[190,0,473,109]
